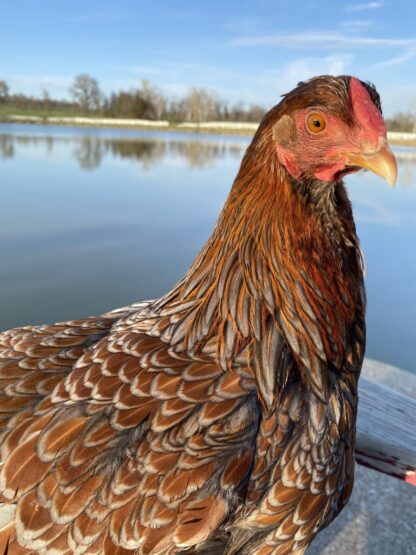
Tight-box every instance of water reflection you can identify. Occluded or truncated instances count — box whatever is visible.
[2,128,416,186]
[0,129,247,171]
[73,137,104,170]
[0,135,14,159]
[396,155,416,188]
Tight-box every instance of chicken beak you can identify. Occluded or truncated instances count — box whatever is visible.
[346,139,398,187]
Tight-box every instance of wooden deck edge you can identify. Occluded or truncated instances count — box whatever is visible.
[356,376,416,485]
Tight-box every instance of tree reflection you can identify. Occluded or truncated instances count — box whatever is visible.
[394,152,416,187]
[108,140,167,170]
[171,140,243,168]
[2,129,415,187]
[104,137,245,170]
[0,131,248,171]
[73,137,105,170]
[0,135,14,158]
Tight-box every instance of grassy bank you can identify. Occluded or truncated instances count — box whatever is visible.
[1,113,416,144]
[0,104,97,119]
[0,114,257,136]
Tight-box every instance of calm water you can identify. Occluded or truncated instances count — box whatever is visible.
[0,123,415,373]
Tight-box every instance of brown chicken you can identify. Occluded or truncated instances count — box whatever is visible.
[0,75,397,555]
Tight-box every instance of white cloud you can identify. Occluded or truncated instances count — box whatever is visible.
[344,2,383,12]
[204,54,354,107]
[341,19,374,32]
[374,48,416,68]
[230,32,416,50]
[272,54,354,92]
[223,17,264,34]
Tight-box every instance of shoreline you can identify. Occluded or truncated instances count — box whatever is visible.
[0,115,258,137]
[2,115,416,144]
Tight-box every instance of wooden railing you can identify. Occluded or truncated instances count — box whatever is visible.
[357,377,416,485]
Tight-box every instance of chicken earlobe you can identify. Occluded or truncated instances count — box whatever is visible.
[272,115,297,148]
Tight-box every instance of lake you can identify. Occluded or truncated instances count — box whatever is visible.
[0,123,415,373]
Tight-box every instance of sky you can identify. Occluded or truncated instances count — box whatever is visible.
[1,0,416,116]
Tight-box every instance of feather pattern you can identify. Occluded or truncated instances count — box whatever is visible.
[0,75,373,554]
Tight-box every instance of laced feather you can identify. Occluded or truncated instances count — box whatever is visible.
[0,75,368,554]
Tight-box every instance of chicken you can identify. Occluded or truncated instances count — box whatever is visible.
[0,75,397,555]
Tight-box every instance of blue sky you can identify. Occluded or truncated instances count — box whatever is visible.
[2,0,416,115]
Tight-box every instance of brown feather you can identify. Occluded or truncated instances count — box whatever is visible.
[1,436,50,500]
[0,75,376,554]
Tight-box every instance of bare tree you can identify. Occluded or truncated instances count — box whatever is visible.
[70,74,102,112]
[385,111,415,132]
[41,88,50,101]
[139,80,166,120]
[411,100,416,133]
[0,74,267,124]
[183,87,219,122]
[0,80,9,103]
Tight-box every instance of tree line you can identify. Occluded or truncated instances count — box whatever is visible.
[0,73,415,129]
[0,74,266,123]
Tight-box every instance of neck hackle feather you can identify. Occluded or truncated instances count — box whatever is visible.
[0,75,369,555]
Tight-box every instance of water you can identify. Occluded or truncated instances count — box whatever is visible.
[0,123,415,373]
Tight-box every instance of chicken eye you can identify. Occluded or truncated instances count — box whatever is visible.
[306,113,326,134]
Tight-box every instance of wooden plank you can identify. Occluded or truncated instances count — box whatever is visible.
[356,376,416,485]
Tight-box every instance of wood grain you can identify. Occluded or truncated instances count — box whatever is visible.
[357,377,416,485]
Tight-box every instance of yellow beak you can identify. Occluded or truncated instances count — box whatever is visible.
[346,139,398,187]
